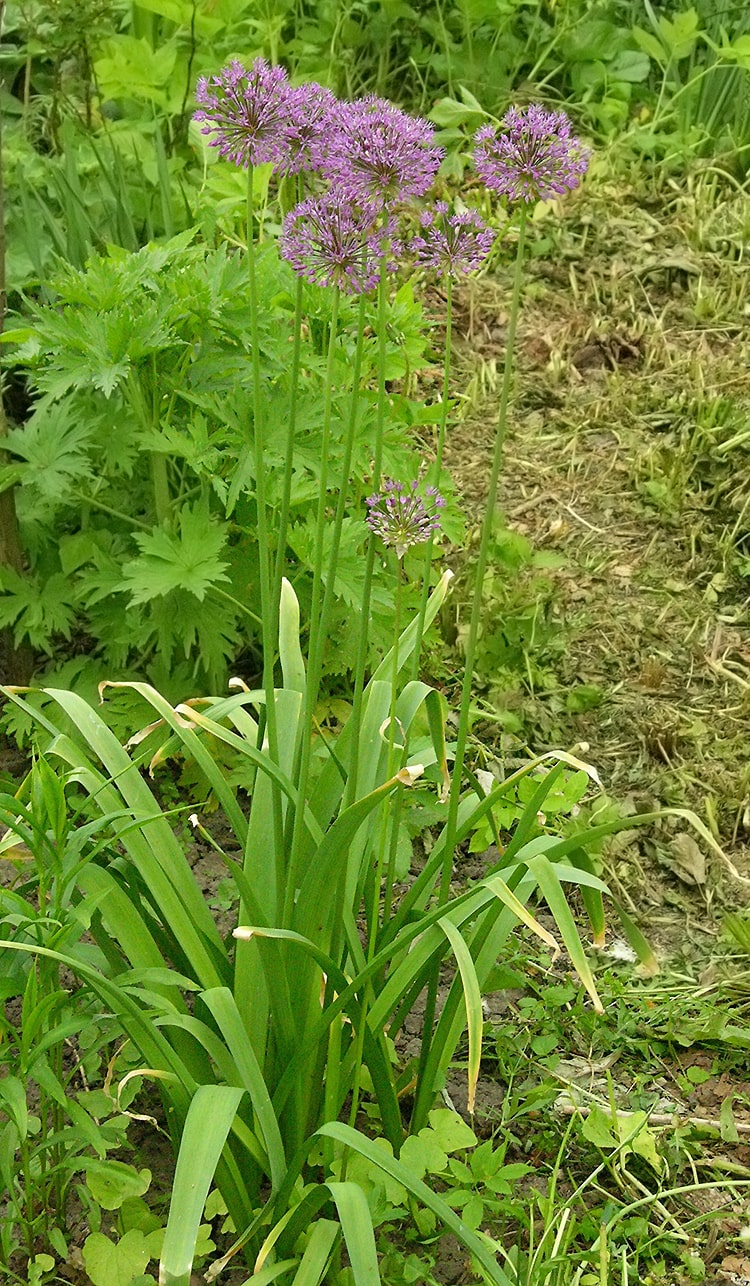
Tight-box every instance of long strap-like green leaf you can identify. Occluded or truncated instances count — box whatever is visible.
[160,1085,244,1286]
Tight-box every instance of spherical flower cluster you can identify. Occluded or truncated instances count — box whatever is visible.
[411,201,495,278]
[317,95,444,207]
[474,104,590,204]
[366,478,446,558]
[277,82,338,177]
[194,58,291,168]
[280,194,391,295]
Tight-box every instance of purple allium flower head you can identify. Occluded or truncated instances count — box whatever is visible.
[474,105,590,204]
[411,200,495,278]
[280,193,391,294]
[317,96,444,207]
[194,58,291,168]
[277,81,338,176]
[366,478,446,558]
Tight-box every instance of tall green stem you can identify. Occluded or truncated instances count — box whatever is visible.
[346,557,402,1139]
[410,274,453,684]
[317,294,368,661]
[321,296,369,969]
[368,557,403,940]
[283,289,341,923]
[380,280,454,923]
[412,209,528,1122]
[343,325,399,1143]
[246,164,284,870]
[380,557,404,926]
[440,206,528,900]
[272,273,304,627]
[344,261,389,809]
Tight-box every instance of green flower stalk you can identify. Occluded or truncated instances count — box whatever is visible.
[272,271,304,635]
[278,194,389,919]
[385,209,491,939]
[439,105,591,895]
[195,56,297,799]
[408,200,496,672]
[343,476,445,1140]
[343,257,389,811]
[381,554,404,924]
[413,108,590,1120]
[411,209,528,1119]
[314,292,369,975]
[439,206,528,900]
[246,162,284,873]
[410,273,452,682]
[283,285,340,922]
[440,105,590,894]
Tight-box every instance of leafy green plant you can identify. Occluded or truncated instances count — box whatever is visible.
[556,13,651,137]
[467,765,591,856]
[464,940,750,1286]
[1,51,725,1286]
[0,758,149,1277]
[630,0,750,171]
[0,75,651,1286]
[323,1109,534,1282]
[1,575,634,1282]
[1,0,190,301]
[0,229,435,700]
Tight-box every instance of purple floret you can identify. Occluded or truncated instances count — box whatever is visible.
[411,201,495,278]
[317,96,444,207]
[474,104,590,204]
[365,478,445,558]
[194,57,291,169]
[280,193,389,294]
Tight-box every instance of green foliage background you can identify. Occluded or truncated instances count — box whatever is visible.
[2,0,750,703]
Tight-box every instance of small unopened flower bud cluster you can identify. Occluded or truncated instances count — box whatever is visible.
[411,201,496,280]
[365,479,446,559]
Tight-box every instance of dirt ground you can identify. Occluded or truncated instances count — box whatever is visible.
[437,159,750,906]
[422,158,750,1282]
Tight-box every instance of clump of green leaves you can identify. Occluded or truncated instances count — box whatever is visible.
[467,766,591,855]
[630,1,750,172]
[1,601,624,1282]
[0,759,148,1274]
[2,231,436,704]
